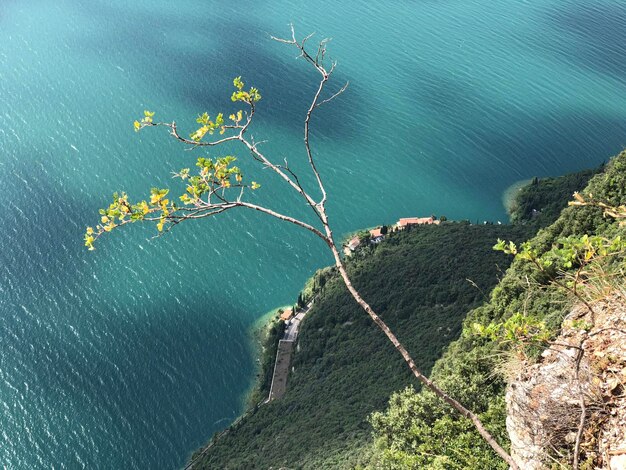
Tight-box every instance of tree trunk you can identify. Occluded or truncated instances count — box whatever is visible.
[324,235,519,470]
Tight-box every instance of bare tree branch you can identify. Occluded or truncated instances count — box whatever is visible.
[316,81,349,108]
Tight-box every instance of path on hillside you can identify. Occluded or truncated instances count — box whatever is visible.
[185,299,316,468]
[267,299,315,401]
[283,310,306,341]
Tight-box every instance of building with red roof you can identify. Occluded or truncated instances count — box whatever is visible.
[280,307,294,322]
[395,216,440,229]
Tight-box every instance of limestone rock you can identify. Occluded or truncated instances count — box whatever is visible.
[506,294,626,469]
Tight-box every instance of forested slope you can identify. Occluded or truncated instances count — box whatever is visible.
[370,152,626,469]
[191,163,599,469]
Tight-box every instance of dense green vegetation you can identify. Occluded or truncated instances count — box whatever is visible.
[194,223,532,468]
[190,160,606,469]
[508,167,599,225]
[370,151,626,469]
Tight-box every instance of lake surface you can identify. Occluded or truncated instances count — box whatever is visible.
[1,0,625,467]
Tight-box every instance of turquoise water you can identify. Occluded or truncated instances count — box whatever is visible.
[1,0,625,467]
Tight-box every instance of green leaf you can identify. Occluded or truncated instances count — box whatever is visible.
[196,112,210,125]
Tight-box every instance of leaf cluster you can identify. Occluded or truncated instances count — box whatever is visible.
[84,189,170,249]
[494,234,626,271]
[472,312,551,346]
[133,110,155,132]
[87,78,266,249]
[231,76,261,104]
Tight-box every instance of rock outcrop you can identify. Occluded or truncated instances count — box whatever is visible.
[507,294,626,469]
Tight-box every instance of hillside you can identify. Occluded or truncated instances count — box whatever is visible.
[508,167,601,225]
[370,151,626,468]
[189,164,599,469]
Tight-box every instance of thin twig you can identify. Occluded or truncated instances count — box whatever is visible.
[572,344,587,470]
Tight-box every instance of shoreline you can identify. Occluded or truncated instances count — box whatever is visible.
[502,178,533,218]
[185,215,525,466]
[241,306,290,408]
[184,306,288,469]
[184,219,534,468]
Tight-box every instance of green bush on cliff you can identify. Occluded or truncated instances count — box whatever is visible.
[370,151,626,469]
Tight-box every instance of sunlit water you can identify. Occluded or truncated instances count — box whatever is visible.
[1,0,625,467]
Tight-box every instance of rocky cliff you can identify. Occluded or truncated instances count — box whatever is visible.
[507,294,626,469]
